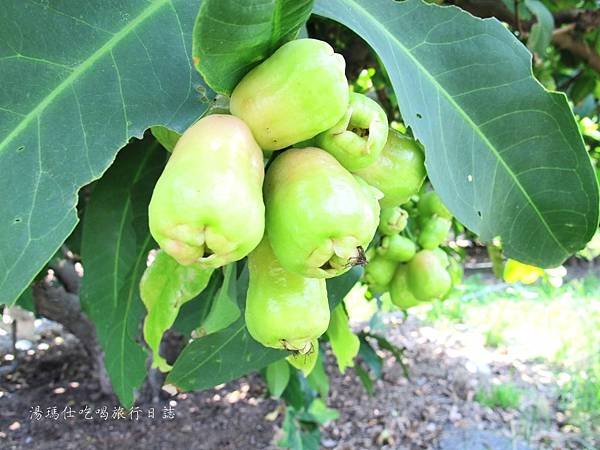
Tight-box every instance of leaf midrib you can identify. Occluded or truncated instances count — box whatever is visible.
[112,145,156,308]
[114,144,159,404]
[337,0,568,256]
[118,232,152,406]
[0,0,169,155]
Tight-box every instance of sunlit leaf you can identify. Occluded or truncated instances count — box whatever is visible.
[314,0,599,267]
[0,0,214,305]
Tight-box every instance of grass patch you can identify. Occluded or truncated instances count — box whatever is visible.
[423,272,600,365]
[426,297,467,323]
[475,383,522,410]
[421,270,600,441]
[483,324,507,348]
[559,354,600,437]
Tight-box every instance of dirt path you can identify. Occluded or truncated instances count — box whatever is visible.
[322,315,577,449]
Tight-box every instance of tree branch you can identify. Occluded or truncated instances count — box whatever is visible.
[514,0,523,37]
[49,259,80,294]
[449,0,600,76]
[553,31,600,74]
[32,275,113,396]
[449,0,517,26]
[554,8,600,32]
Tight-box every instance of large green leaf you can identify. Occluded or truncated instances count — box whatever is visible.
[150,126,181,153]
[265,359,291,398]
[306,351,329,399]
[172,270,223,336]
[196,264,240,336]
[193,0,314,95]
[327,266,363,310]
[166,318,286,392]
[0,0,214,305]
[327,304,359,373]
[80,137,165,407]
[140,250,214,372]
[314,0,599,267]
[167,264,362,391]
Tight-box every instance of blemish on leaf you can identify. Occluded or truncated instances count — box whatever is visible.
[196,85,209,103]
[16,146,25,153]
[416,113,422,119]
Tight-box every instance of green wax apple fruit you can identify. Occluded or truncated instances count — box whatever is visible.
[148,114,264,268]
[245,237,329,353]
[265,147,381,278]
[432,247,450,268]
[230,38,349,151]
[418,190,453,220]
[418,216,452,250]
[377,234,416,262]
[407,250,452,301]
[363,255,397,289]
[389,264,420,309]
[317,93,388,171]
[378,206,408,235]
[354,129,426,207]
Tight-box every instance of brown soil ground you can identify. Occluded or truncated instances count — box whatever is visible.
[1,306,591,450]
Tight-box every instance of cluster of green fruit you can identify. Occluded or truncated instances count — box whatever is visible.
[147,38,430,358]
[363,190,459,309]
